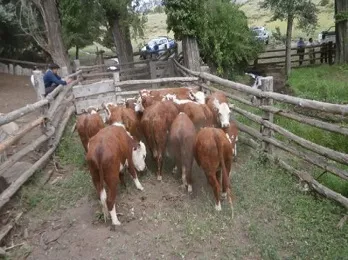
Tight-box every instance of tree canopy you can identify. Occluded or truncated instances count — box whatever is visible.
[59,0,103,58]
[164,0,263,77]
[261,0,318,34]
[260,0,318,77]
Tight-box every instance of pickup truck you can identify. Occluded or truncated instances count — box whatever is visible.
[139,36,176,59]
[318,26,336,44]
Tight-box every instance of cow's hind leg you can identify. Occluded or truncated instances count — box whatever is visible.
[207,172,221,211]
[104,168,121,229]
[88,162,108,222]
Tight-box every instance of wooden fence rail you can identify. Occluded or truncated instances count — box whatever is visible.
[254,43,336,67]
[173,58,348,210]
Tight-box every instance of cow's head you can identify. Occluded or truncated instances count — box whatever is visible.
[132,141,147,171]
[86,106,99,114]
[134,96,145,113]
[213,98,230,127]
[189,91,206,104]
[102,102,116,121]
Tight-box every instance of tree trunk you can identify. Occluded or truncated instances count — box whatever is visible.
[335,0,348,64]
[285,14,294,79]
[182,36,200,71]
[75,46,79,60]
[110,15,134,66]
[40,0,71,71]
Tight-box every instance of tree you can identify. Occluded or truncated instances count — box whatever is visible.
[60,0,103,60]
[164,0,262,76]
[260,0,318,78]
[19,0,71,70]
[198,0,263,77]
[100,0,146,65]
[0,0,49,61]
[335,0,348,64]
[163,0,205,71]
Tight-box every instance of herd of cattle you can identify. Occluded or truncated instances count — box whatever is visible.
[74,86,239,230]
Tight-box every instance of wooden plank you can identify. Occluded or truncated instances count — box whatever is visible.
[72,80,114,98]
[115,77,199,87]
[0,58,46,67]
[75,94,117,114]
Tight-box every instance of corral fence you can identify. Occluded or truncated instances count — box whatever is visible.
[0,58,47,76]
[253,42,336,68]
[173,58,348,210]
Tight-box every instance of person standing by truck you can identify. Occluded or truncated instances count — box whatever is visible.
[297,37,306,66]
[307,38,315,64]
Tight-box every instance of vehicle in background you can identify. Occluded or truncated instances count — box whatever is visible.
[251,26,270,45]
[106,58,119,72]
[318,26,336,44]
[139,36,177,59]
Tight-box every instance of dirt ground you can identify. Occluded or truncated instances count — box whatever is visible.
[0,73,36,114]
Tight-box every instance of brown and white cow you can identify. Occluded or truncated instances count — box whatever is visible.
[222,120,239,161]
[194,127,233,215]
[75,106,104,152]
[206,91,231,128]
[167,112,196,193]
[86,123,147,229]
[139,86,200,102]
[140,96,179,181]
[163,94,213,130]
[102,103,142,141]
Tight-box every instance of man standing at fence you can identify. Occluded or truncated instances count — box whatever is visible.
[307,38,315,65]
[297,37,305,66]
[43,63,72,96]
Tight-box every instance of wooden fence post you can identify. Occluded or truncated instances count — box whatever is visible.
[32,70,49,138]
[260,76,274,154]
[61,66,68,78]
[114,72,122,103]
[33,70,46,101]
[149,60,158,89]
[9,64,14,75]
[73,60,82,82]
[328,41,333,65]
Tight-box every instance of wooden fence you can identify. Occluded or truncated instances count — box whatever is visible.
[173,59,348,210]
[0,58,47,76]
[253,43,336,68]
[73,59,197,115]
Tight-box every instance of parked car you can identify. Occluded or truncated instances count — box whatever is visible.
[139,36,176,59]
[251,26,270,45]
[106,58,119,72]
[318,26,336,44]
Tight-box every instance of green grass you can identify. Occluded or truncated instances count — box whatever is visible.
[289,65,348,103]
[168,147,348,259]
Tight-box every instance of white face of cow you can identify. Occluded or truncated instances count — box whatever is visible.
[132,141,147,171]
[134,96,144,113]
[190,91,206,104]
[213,98,230,127]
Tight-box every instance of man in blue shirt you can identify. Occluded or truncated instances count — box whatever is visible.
[43,63,72,96]
[297,37,306,66]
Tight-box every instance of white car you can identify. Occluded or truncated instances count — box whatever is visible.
[318,26,336,44]
[139,36,176,59]
[251,26,270,45]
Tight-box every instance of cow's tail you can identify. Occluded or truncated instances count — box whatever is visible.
[213,130,234,219]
